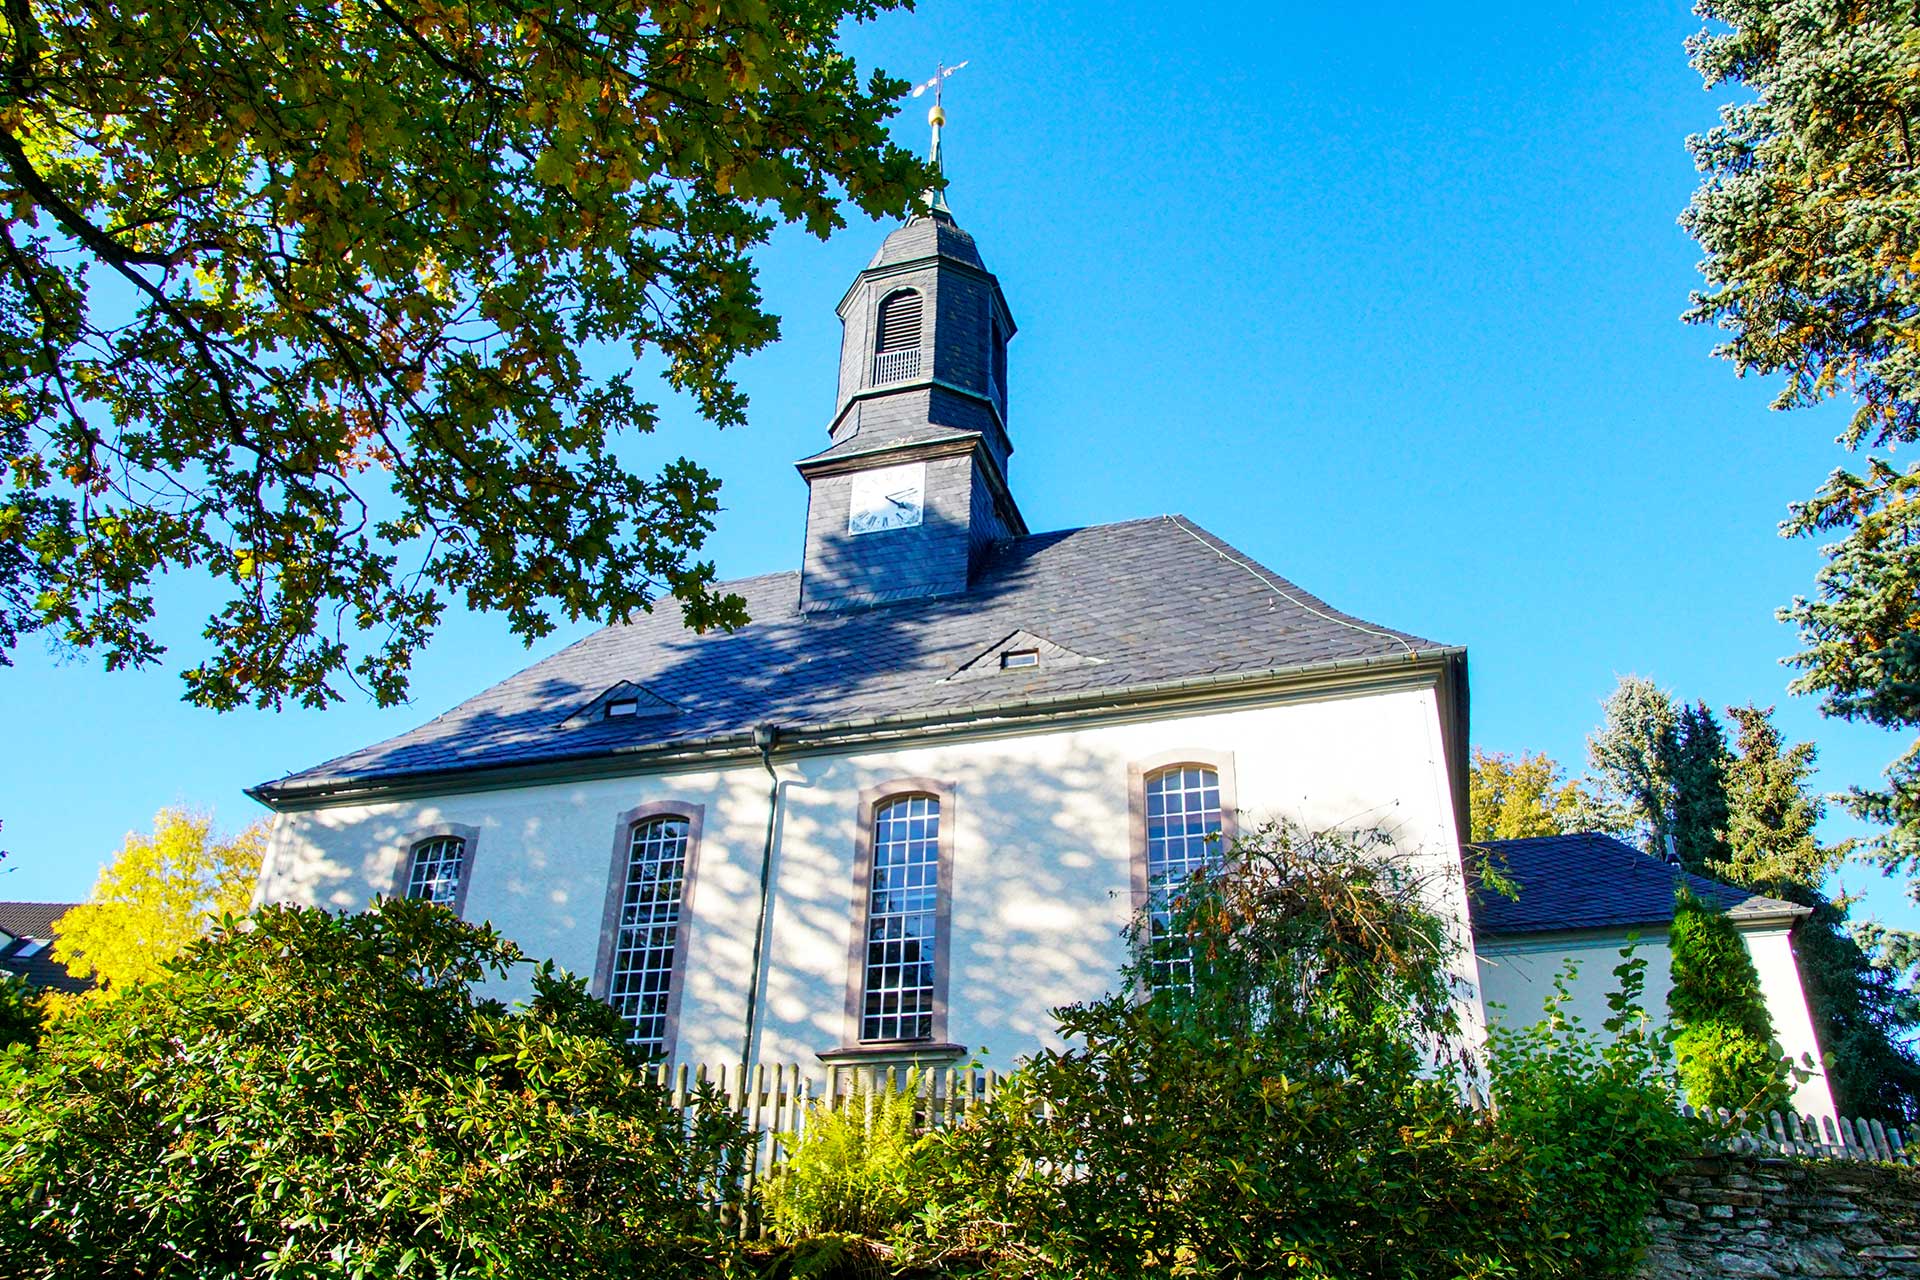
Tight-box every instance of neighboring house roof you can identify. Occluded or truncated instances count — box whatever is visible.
[1468,832,1809,938]
[253,515,1457,805]
[0,901,90,995]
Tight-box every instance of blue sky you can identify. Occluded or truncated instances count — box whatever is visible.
[5,1,1916,935]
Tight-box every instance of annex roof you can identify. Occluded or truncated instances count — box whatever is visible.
[1469,832,1808,938]
[252,515,1455,805]
[0,901,90,995]
[0,902,75,939]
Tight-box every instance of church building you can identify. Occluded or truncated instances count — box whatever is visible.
[250,165,1482,1077]
[251,135,1831,1118]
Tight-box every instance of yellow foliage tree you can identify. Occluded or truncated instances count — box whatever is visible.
[52,809,268,990]
[1468,749,1615,842]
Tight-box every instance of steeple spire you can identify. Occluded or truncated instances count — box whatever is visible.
[910,60,967,220]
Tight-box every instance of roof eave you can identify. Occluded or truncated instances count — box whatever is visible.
[1473,902,1811,945]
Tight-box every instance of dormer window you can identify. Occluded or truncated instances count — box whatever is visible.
[1001,648,1039,670]
[606,698,640,719]
[873,289,923,385]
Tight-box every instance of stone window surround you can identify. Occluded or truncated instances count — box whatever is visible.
[591,801,706,1059]
[832,777,959,1059]
[387,822,482,918]
[1126,749,1240,918]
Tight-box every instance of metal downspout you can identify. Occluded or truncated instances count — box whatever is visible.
[740,723,781,1068]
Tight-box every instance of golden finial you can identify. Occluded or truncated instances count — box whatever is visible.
[910,61,967,217]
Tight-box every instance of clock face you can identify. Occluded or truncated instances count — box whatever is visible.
[847,462,927,535]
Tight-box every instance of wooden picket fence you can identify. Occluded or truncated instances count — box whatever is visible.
[1683,1104,1914,1165]
[649,1061,1915,1235]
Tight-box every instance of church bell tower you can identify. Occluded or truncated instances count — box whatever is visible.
[796,80,1024,612]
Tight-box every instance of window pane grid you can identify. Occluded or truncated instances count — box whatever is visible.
[862,795,939,1042]
[1144,767,1223,995]
[608,817,690,1053]
[405,836,466,908]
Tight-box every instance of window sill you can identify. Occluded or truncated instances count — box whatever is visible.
[816,1043,968,1089]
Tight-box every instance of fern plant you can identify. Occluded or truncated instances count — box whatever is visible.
[760,1069,934,1243]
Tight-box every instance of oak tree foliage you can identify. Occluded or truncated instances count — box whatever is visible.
[0,0,933,708]
[1683,1,1920,888]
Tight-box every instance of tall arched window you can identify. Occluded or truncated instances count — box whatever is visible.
[860,793,941,1043]
[872,289,923,385]
[607,814,694,1053]
[1143,765,1225,994]
[403,835,468,908]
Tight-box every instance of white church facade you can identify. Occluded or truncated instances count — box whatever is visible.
[249,190,1834,1117]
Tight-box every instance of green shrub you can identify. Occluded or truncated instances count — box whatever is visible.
[0,972,42,1051]
[1675,1021,1792,1113]
[760,1070,934,1243]
[1486,950,1701,1277]
[1668,889,1793,1114]
[0,898,745,1279]
[906,822,1697,1280]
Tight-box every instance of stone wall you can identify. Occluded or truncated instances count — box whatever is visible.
[1642,1154,1920,1278]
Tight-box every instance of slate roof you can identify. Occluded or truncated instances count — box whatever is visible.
[798,421,983,466]
[867,216,985,271]
[0,902,90,995]
[1469,833,1808,938]
[254,515,1455,803]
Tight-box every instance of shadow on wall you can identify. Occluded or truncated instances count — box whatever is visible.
[752,742,1143,1060]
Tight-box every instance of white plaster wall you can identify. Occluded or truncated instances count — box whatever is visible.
[1477,931,1677,1044]
[260,683,1476,1074]
[1743,924,1839,1120]
[1477,926,1838,1121]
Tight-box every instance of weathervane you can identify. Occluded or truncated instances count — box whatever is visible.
[909,60,967,216]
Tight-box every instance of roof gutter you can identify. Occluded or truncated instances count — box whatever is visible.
[250,645,1467,812]
[1475,903,1813,949]
[740,723,782,1068]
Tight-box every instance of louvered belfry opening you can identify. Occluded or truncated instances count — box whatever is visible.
[872,288,923,384]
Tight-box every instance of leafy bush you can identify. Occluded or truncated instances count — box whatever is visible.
[0,972,41,1051]
[0,898,745,1279]
[908,824,1505,1278]
[906,822,1694,1279]
[1668,889,1793,1113]
[1487,951,1700,1277]
[760,1070,935,1243]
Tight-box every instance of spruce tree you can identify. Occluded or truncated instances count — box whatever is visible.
[1587,677,1680,855]
[1721,706,1920,1122]
[1666,701,1734,876]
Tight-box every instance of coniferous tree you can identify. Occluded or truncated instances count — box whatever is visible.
[1576,687,1920,1119]
[1666,701,1733,875]
[1668,889,1793,1115]
[1588,677,1680,856]
[1683,1,1920,899]
[1720,706,1920,1122]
